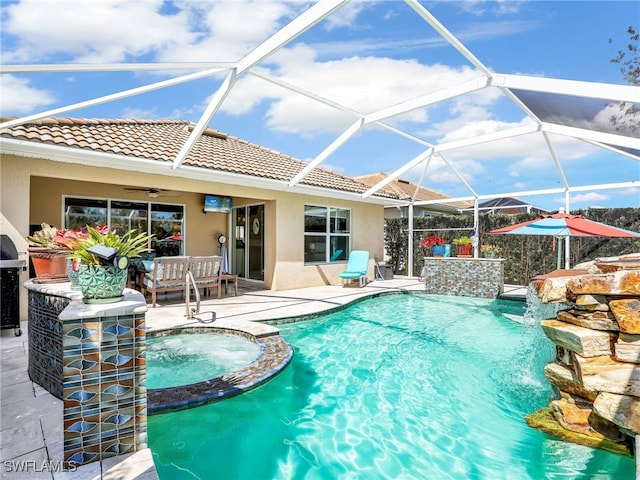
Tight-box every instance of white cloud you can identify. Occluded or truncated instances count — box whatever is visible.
[156,1,297,63]
[323,1,369,30]
[2,0,196,63]
[554,192,609,206]
[0,76,55,115]
[224,49,480,135]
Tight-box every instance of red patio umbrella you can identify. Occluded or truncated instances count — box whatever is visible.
[488,211,640,268]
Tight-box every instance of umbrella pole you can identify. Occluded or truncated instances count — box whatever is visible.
[556,237,562,270]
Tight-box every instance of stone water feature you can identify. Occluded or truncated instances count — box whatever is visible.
[525,253,640,458]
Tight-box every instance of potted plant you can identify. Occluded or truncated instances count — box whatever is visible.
[452,235,473,257]
[26,223,89,283]
[68,225,152,303]
[420,235,446,257]
[481,244,501,258]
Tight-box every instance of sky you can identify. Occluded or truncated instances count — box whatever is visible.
[1,0,639,211]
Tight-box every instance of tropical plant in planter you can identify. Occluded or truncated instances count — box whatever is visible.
[452,235,473,257]
[67,226,152,304]
[481,244,501,258]
[26,223,90,283]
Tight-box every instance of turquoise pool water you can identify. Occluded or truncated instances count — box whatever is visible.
[148,294,634,479]
[146,333,261,389]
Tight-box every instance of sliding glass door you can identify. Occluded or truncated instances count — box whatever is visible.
[231,204,264,281]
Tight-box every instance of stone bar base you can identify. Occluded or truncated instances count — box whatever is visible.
[422,257,504,298]
[24,281,148,468]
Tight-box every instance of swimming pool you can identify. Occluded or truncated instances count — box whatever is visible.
[148,294,634,479]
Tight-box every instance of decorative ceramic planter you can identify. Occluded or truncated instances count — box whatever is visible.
[77,263,128,303]
[483,251,497,258]
[28,247,69,283]
[432,245,446,257]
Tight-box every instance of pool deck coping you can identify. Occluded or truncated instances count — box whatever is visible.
[0,277,527,479]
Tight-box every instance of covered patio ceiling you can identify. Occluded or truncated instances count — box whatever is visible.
[1,0,639,211]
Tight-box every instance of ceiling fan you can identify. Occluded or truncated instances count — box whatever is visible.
[123,187,169,198]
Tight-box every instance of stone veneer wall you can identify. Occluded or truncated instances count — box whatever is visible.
[24,282,148,468]
[525,253,640,457]
[422,257,504,298]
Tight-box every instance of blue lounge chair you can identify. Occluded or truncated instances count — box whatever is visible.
[338,250,370,287]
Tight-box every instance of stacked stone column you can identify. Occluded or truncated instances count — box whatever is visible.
[526,255,640,457]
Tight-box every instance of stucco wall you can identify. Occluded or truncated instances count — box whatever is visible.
[271,192,382,290]
[1,154,384,303]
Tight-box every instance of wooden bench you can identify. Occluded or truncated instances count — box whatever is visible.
[189,256,223,299]
[143,256,190,307]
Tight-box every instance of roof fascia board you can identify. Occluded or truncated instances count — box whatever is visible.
[1,138,395,206]
[494,74,640,103]
[541,123,640,150]
[0,63,235,74]
[1,138,175,173]
[0,67,232,130]
[175,166,396,205]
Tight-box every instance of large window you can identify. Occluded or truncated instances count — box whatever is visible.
[304,205,350,263]
[64,197,184,255]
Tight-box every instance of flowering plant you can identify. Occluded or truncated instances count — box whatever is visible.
[68,225,152,266]
[26,223,100,250]
[420,236,445,248]
[481,244,501,255]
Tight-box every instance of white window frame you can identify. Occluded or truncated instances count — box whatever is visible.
[303,205,350,264]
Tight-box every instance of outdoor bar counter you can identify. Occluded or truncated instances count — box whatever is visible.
[422,256,504,298]
[24,280,148,467]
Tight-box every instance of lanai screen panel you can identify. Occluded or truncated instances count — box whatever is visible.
[510,88,640,157]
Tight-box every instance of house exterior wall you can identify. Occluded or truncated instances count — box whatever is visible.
[1,154,384,300]
[271,192,383,290]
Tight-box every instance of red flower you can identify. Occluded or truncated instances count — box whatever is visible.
[420,236,445,248]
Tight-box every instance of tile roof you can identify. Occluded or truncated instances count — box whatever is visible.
[354,172,472,209]
[0,117,396,199]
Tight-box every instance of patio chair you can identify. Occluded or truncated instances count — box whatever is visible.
[143,256,190,307]
[338,250,370,287]
[189,256,223,299]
